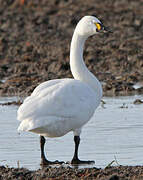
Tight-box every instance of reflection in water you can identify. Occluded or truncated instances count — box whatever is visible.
[0,95,143,170]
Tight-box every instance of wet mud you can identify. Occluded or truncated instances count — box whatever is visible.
[0,0,143,96]
[1,165,143,180]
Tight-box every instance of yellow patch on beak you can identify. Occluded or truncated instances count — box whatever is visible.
[95,23,101,31]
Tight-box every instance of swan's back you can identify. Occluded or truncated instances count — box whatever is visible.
[17,78,99,137]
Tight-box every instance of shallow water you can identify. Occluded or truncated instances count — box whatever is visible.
[0,95,143,170]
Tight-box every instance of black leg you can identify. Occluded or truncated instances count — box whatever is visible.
[40,135,64,166]
[40,135,50,165]
[71,136,95,165]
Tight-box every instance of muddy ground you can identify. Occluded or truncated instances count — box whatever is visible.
[0,0,143,179]
[0,0,143,96]
[1,165,143,180]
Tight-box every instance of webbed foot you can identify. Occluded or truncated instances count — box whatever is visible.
[41,159,64,166]
[71,158,95,165]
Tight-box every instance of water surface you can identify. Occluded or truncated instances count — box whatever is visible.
[0,95,143,170]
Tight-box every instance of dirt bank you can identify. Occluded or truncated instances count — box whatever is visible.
[1,165,143,180]
[0,0,143,96]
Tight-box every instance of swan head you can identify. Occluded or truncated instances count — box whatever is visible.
[75,15,110,37]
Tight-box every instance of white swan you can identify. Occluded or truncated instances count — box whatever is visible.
[17,15,110,165]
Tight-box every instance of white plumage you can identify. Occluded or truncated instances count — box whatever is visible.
[18,78,99,137]
[17,15,109,165]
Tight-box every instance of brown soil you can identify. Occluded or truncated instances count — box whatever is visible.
[0,0,143,96]
[1,165,143,180]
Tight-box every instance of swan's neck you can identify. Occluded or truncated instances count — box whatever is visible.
[70,31,102,99]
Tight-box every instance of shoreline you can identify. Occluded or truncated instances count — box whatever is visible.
[1,164,143,179]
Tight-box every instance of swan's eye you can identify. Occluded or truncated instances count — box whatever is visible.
[95,23,101,31]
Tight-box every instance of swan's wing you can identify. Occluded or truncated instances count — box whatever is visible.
[32,79,64,96]
[17,79,98,135]
[23,79,63,104]
[18,78,68,121]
